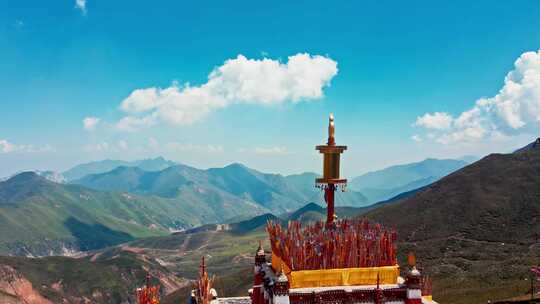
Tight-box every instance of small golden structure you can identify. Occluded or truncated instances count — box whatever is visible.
[316,113,347,227]
[316,113,347,186]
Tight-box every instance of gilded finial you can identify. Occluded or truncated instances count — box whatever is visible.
[328,113,335,145]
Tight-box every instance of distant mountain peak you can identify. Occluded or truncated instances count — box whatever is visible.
[457,155,481,163]
[63,157,177,181]
[349,158,469,203]
[288,202,325,219]
[110,166,144,174]
[5,171,46,184]
[224,162,248,169]
[515,137,540,153]
[0,171,56,204]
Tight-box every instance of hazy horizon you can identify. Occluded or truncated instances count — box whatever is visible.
[0,150,510,180]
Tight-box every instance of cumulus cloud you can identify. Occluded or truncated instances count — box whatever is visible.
[115,53,338,131]
[414,50,540,144]
[414,112,453,130]
[75,0,87,14]
[116,116,155,132]
[83,117,100,131]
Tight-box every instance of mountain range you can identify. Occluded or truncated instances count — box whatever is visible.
[62,156,473,206]
[349,158,471,202]
[71,163,369,211]
[0,172,267,256]
[0,163,370,256]
[62,157,178,181]
[13,155,473,206]
[0,138,538,303]
[0,153,474,257]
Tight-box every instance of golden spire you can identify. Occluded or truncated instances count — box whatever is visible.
[328,113,335,145]
[315,114,347,186]
[316,114,347,227]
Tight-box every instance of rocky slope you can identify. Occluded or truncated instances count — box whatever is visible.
[0,253,185,304]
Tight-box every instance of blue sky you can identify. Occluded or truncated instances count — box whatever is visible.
[1,0,540,177]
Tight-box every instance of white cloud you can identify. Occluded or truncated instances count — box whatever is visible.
[253,146,288,155]
[116,115,156,132]
[75,0,87,14]
[115,53,338,131]
[414,50,540,144]
[83,117,100,131]
[0,139,53,153]
[237,146,289,155]
[414,112,453,130]
[165,142,224,153]
[0,140,17,153]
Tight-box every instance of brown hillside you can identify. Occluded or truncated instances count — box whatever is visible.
[366,138,540,303]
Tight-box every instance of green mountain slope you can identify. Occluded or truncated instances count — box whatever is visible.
[0,172,265,256]
[73,163,370,213]
[350,158,470,202]
[0,203,375,304]
[365,138,540,304]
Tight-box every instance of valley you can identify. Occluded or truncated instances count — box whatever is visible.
[0,142,538,304]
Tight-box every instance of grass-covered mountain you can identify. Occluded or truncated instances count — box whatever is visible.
[62,156,177,181]
[0,203,366,304]
[73,163,370,213]
[350,158,470,203]
[0,172,266,256]
[2,138,536,304]
[365,138,540,304]
[0,162,369,256]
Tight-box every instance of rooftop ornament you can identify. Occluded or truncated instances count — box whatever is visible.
[315,113,348,227]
